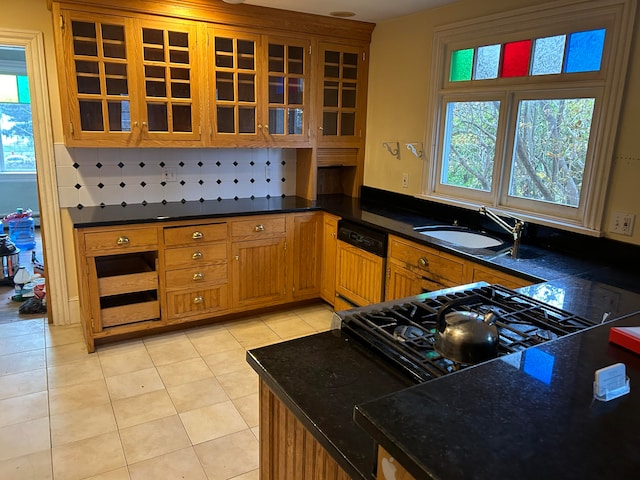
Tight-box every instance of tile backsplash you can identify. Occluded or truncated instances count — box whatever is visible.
[54,144,297,208]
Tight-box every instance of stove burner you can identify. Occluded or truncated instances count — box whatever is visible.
[533,329,559,342]
[340,284,598,384]
[393,325,425,342]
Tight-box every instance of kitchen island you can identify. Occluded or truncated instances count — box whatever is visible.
[247,278,640,480]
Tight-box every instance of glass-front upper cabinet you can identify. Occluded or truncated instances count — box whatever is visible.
[57,11,201,145]
[208,28,310,145]
[209,27,262,144]
[264,36,310,144]
[318,42,368,147]
[59,11,136,144]
[136,18,201,141]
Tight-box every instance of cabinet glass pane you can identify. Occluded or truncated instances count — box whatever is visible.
[142,28,164,45]
[288,78,303,105]
[105,63,127,76]
[102,24,124,42]
[73,39,98,57]
[144,46,164,62]
[75,60,99,74]
[172,104,192,132]
[147,103,168,131]
[107,100,130,132]
[324,51,340,77]
[146,80,166,97]
[322,112,337,136]
[323,81,338,107]
[169,50,189,65]
[238,107,255,133]
[269,76,284,104]
[237,40,255,69]
[171,81,190,99]
[145,65,165,79]
[238,73,255,102]
[269,108,285,134]
[342,83,357,108]
[171,67,190,81]
[103,41,125,59]
[216,72,234,101]
[106,77,128,96]
[215,37,234,68]
[340,112,355,136]
[288,108,303,135]
[77,76,100,94]
[288,46,304,75]
[217,106,235,133]
[72,21,96,38]
[269,44,285,72]
[168,31,188,47]
[79,101,104,131]
[342,54,358,79]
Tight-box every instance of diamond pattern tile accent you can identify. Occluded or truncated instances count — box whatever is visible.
[233,179,239,184]
[139,162,145,168]
[73,162,80,169]
[77,203,84,209]
[74,184,82,190]
[217,179,222,184]
[96,162,103,169]
[160,162,166,167]
[118,162,124,168]
[119,182,126,188]
[179,161,185,167]
[98,183,104,189]
[216,161,221,167]
[140,181,147,187]
[180,180,186,186]
[199,180,204,185]
[121,201,127,206]
[198,161,203,167]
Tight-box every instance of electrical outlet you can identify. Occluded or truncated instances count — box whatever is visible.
[161,168,177,182]
[402,173,409,188]
[610,212,635,236]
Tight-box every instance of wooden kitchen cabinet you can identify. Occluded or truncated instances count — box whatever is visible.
[470,263,532,289]
[74,224,161,352]
[230,215,288,309]
[376,447,416,480]
[321,213,339,305]
[163,221,229,322]
[207,28,311,146]
[54,7,202,146]
[290,212,322,300]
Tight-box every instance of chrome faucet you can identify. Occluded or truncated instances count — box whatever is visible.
[478,206,525,258]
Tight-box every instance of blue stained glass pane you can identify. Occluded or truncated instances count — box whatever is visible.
[564,28,606,73]
[531,35,566,75]
[474,44,500,80]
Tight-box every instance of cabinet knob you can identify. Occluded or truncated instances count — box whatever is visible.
[116,236,130,246]
[192,272,204,281]
[319,126,324,131]
[193,296,204,304]
[418,257,429,268]
[254,224,265,232]
[192,251,203,260]
[192,231,204,239]
[264,124,269,131]
[234,255,239,260]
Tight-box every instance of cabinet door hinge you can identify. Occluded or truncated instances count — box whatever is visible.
[309,45,312,55]
[90,317,94,330]
[284,241,287,251]
[59,15,65,29]
[362,51,366,62]
[70,122,74,136]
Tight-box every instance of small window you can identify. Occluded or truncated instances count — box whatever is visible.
[0,70,36,173]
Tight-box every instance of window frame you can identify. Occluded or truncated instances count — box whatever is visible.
[423,0,637,235]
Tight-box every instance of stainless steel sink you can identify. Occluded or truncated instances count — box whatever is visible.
[413,225,505,249]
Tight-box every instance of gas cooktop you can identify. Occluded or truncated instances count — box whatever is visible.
[334,283,598,384]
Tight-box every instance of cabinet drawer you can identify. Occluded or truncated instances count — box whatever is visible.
[164,223,227,246]
[84,228,158,253]
[166,285,229,319]
[101,300,160,328]
[388,236,465,285]
[98,271,158,297]
[230,216,286,239]
[164,243,227,269]
[165,263,228,287]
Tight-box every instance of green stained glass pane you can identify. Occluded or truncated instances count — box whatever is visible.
[474,44,500,80]
[450,49,474,82]
[531,35,566,75]
[17,75,30,103]
[0,74,18,102]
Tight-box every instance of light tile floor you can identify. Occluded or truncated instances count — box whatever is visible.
[0,302,335,479]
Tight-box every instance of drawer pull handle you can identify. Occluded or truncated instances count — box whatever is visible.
[193,272,204,281]
[116,236,130,246]
[192,231,204,239]
[254,224,265,232]
[418,257,429,268]
[193,296,204,304]
[192,251,203,260]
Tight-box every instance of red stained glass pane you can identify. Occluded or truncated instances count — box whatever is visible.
[500,40,532,77]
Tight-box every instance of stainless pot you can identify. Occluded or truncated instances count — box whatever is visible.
[434,295,500,364]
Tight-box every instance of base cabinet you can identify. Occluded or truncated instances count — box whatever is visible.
[320,213,339,305]
[376,447,415,480]
[291,213,322,300]
[259,380,351,480]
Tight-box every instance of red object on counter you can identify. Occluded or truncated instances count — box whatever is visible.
[609,326,640,355]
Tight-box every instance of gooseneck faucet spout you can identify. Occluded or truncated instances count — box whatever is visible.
[478,206,525,258]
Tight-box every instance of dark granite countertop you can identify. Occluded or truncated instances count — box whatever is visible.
[355,311,640,480]
[246,329,413,480]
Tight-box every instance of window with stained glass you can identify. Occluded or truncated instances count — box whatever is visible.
[0,67,36,173]
[426,0,635,234]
